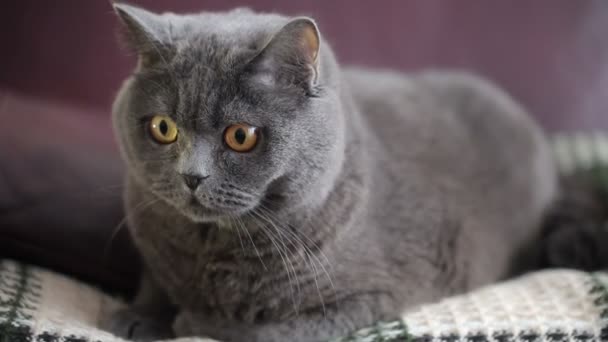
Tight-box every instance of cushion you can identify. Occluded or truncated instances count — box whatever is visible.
[0,259,605,342]
[0,90,140,296]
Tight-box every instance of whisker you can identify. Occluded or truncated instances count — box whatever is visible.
[231,214,246,255]
[239,217,268,271]
[251,210,301,315]
[254,205,337,317]
[102,198,160,265]
[258,203,334,270]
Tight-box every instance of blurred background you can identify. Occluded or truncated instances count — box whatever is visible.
[1,0,607,296]
[3,0,608,130]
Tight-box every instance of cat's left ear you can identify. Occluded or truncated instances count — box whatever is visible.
[249,18,321,93]
[112,2,172,68]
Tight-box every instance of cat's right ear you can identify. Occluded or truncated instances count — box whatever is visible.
[112,2,171,68]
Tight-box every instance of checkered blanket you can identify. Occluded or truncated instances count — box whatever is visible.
[1,133,607,342]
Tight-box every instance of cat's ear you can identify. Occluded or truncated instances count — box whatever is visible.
[249,18,321,93]
[112,2,171,68]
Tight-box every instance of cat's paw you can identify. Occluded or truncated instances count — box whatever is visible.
[173,312,260,342]
[101,309,175,342]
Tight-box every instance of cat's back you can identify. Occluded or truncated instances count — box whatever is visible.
[342,67,554,194]
[341,67,557,288]
[343,67,539,151]
[344,66,555,204]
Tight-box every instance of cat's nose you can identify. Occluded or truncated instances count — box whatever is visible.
[180,173,208,191]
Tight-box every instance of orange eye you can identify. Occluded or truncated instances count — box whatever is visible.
[149,115,178,144]
[224,124,259,152]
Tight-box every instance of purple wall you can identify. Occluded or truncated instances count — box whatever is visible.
[1,0,607,131]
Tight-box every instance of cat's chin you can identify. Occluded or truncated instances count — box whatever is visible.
[178,197,250,223]
[180,207,231,223]
[183,212,226,224]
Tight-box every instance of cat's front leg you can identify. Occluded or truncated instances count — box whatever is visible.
[174,293,396,342]
[101,272,177,342]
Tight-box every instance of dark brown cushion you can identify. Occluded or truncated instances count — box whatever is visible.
[0,90,140,296]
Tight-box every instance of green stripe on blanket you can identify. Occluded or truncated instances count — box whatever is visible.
[0,133,607,342]
[0,263,38,342]
[336,271,608,342]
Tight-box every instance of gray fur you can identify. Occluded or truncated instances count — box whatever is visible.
[104,3,558,342]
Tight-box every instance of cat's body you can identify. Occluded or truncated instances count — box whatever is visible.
[105,4,557,342]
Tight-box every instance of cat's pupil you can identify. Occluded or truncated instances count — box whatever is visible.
[159,120,168,136]
[235,128,247,144]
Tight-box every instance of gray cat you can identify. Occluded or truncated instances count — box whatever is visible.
[104,3,558,342]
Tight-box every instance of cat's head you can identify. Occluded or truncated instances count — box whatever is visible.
[112,3,345,223]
